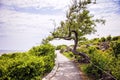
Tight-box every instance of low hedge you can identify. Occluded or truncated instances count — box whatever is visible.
[0,44,55,80]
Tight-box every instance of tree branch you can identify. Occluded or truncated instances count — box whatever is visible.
[54,36,73,40]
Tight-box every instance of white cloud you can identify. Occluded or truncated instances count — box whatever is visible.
[0,5,66,50]
[88,0,119,17]
[86,13,120,39]
[0,0,120,50]
[85,0,120,39]
[0,0,70,10]
[0,8,66,36]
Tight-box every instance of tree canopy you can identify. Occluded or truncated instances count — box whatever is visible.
[43,0,105,62]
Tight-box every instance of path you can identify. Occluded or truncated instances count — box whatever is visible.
[50,51,82,80]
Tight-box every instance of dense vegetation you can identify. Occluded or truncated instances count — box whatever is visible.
[59,35,120,80]
[0,44,55,80]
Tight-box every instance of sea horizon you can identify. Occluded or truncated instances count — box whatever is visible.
[0,49,26,55]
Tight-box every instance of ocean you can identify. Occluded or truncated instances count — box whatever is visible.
[0,50,25,56]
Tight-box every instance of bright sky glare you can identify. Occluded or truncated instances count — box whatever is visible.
[0,0,120,50]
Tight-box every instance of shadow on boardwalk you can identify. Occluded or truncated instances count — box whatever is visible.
[51,51,82,80]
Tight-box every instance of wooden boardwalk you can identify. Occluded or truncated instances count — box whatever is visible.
[50,51,82,80]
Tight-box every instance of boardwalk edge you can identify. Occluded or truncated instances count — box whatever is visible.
[42,51,59,80]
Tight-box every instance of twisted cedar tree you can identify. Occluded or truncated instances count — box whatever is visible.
[43,0,105,62]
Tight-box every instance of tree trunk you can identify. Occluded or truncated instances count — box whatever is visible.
[71,30,90,63]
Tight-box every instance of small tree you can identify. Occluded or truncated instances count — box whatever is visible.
[45,0,105,62]
[106,35,112,41]
[101,37,106,42]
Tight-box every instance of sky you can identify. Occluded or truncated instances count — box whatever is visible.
[0,0,120,50]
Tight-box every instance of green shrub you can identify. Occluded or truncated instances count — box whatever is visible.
[56,45,67,50]
[112,36,120,41]
[0,44,55,80]
[106,35,112,41]
[101,37,106,42]
[63,52,74,60]
[79,38,120,80]
[60,46,67,53]
[88,46,97,54]
[109,56,120,80]
[111,41,120,58]
[83,49,112,79]
[28,44,55,56]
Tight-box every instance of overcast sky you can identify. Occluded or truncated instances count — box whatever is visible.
[0,0,120,50]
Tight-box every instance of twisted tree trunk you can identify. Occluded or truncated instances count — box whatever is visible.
[71,30,90,63]
[53,29,90,63]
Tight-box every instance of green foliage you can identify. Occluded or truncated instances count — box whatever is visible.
[56,45,67,50]
[51,0,104,41]
[101,37,106,42]
[63,51,74,60]
[88,46,97,54]
[86,49,111,77]
[28,44,55,56]
[82,37,120,80]
[56,45,67,53]
[41,36,54,44]
[106,35,112,41]
[112,36,120,41]
[107,56,120,79]
[111,41,120,58]
[0,44,55,80]
[63,36,120,80]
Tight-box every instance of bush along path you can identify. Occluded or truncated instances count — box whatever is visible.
[50,50,82,80]
[0,44,55,80]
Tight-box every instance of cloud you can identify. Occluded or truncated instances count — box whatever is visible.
[0,4,66,50]
[0,0,120,50]
[88,0,119,15]
[0,8,66,36]
[84,0,120,39]
[0,0,70,10]
[86,13,120,39]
